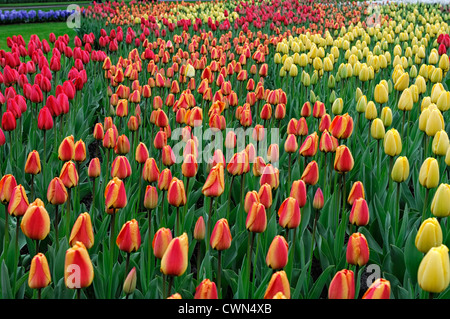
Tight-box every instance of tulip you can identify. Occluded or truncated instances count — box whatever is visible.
[347,181,365,206]
[349,198,370,227]
[415,218,443,254]
[334,145,354,174]
[266,235,289,270]
[430,183,450,218]
[301,160,319,186]
[74,140,86,163]
[28,253,51,294]
[8,184,29,217]
[194,279,218,299]
[432,130,449,156]
[328,269,355,299]
[419,157,440,220]
[346,232,370,267]
[202,163,224,198]
[116,219,141,265]
[417,245,450,294]
[0,174,17,205]
[153,227,173,260]
[278,197,301,230]
[142,157,160,183]
[246,202,267,233]
[391,156,410,183]
[59,161,79,189]
[104,177,127,211]
[362,278,391,299]
[69,212,94,249]
[143,185,158,211]
[161,233,189,297]
[123,267,137,297]
[58,135,75,162]
[115,136,130,156]
[263,270,290,299]
[258,183,272,209]
[260,164,279,190]
[20,198,50,247]
[64,241,94,290]
[111,155,132,180]
[290,180,307,208]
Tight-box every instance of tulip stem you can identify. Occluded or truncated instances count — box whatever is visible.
[217,250,222,299]
[13,216,20,296]
[125,252,130,278]
[401,110,406,143]
[377,139,381,177]
[147,209,152,279]
[196,240,202,283]
[206,197,214,254]
[65,188,71,241]
[288,153,292,188]
[307,208,319,287]
[246,231,255,298]
[227,175,235,221]
[4,206,9,252]
[422,188,430,222]
[341,173,347,219]
[55,205,59,251]
[30,175,35,202]
[395,182,401,237]
[167,275,174,299]
[176,206,180,237]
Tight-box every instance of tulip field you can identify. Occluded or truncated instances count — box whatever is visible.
[1,0,450,302]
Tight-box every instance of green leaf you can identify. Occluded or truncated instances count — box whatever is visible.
[308,265,334,299]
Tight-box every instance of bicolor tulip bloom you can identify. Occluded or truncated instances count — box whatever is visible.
[64,241,94,289]
[160,232,189,277]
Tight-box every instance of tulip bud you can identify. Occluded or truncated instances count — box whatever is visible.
[266,235,289,270]
[202,163,224,198]
[210,218,232,251]
[415,217,443,254]
[432,130,449,156]
[419,157,440,189]
[74,140,86,163]
[194,216,206,241]
[8,184,29,217]
[64,241,94,289]
[116,219,141,253]
[313,187,324,210]
[334,145,354,173]
[123,267,137,295]
[328,269,355,299]
[383,128,402,157]
[152,227,173,259]
[160,232,189,277]
[111,156,132,180]
[143,185,158,211]
[59,161,79,189]
[374,83,388,105]
[58,135,75,162]
[142,157,160,183]
[24,150,41,175]
[346,232,370,267]
[381,106,393,127]
[430,183,450,218]
[21,198,50,240]
[349,198,370,227]
[362,278,391,299]
[194,279,218,299]
[47,177,68,206]
[347,181,365,206]
[290,180,307,208]
[0,174,17,204]
[28,253,51,290]
[417,245,450,293]
[370,118,385,140]
[167,177,186,207]
[278,197,301,229]
[135,142,149,164]
[104,177,127,210]
[263,270,290,299]
[69,212,94,249]
[246,202,267,233]
[391,156,409,183]
[88,158,101,178]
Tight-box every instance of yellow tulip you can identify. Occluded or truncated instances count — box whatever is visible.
[415,218,443,254]
[418,245,450,293]
[419,157,440,189]
[430,183,450,218]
